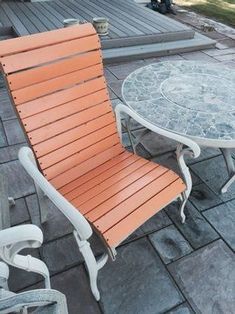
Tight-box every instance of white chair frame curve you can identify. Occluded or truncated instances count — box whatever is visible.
[0,225,50,289]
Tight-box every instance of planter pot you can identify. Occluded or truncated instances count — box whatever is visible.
[63,19,80,28]
[92,17,109,36]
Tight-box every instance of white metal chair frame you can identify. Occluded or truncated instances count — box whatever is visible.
[0,225,50,289]
[18,105,200,300]
[0,262,67,314]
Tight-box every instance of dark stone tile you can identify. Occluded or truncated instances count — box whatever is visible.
[0,143,27,163]
[203,200,235,250]
[166,302,194,314]
[152,152,201,186]
[104,68,119,83]
[149,225,193,264]
[157,55,185,61]
[107,60,145,80]
[140,209,172,234]
[108,80,123,99]
[181,51,218,62]
[165,201,219,249]
[190,183,223,211]
[8,249,42,292]
[168,240,235,313]
[111,98,121,110]
[25,194,73,242]
[0,90,16,121]
[152,152,180,175]
[191,155,235,201]
[186,146,221,165]
[99,238,184,314]
[217,38,235,48]
[0,160,35,198]
[0,119,7,147]
[40,233,83,274]
[41,232,106,275]
[135,130,177,157]
[51,266,101,314]
[10,197,30,226]
[108,87,117,100]
[3,118,25,145]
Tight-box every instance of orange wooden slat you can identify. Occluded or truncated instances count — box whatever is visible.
[39,123,117,169]
[12,64,103,104]
[65,154,141,200]
[0,23,96,57]
[27,100,112,143]
[70,158,149,204]
[8,50,102,90]
[43,134,120,179]
[23,89,109,132]
[94,171,180,231]
[103,179,185,248]
[59,150,131,195]
[22,90,108,131]
[16,76,106,116]
[76,164,163,215]
[2,35,100,74]
[50,144,124,189]
[34,112,114,158]
[19,85,108,121]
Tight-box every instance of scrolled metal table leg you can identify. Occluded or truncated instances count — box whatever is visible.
[220,148,235,193]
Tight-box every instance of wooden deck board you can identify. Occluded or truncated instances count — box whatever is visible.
[0,0,195,48]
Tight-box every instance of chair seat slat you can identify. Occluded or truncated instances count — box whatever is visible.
[70,158,149,204]
[65,155,141,200]
[59,151,131,195]
[78,164,163,215]
[51,144,124,189]
[94,171,179,231]
[103,179,185,247]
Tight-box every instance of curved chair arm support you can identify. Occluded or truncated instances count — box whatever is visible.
[0,225,50,288]
[115,104,201,158]
[18,147,92,241]
[0,289,68,314]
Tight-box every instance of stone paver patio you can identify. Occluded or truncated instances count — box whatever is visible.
[0,24,235,314]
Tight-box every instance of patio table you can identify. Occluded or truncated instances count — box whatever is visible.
[122,61,235,193]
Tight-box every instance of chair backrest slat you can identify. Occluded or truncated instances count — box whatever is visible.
[8,50,102,90]
[2,35,100,74]
[0,24,123,187]
[12,63,104,104]
[0,23,96,57]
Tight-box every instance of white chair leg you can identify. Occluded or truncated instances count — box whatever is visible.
[180,192,187,223]
[73,231,108,301]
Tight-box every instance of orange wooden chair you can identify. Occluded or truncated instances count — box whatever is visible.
[0,24,200,300]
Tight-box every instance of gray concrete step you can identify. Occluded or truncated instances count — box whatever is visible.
[103,32,216,63]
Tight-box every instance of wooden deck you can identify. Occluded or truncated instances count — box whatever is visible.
[0,0,195,48]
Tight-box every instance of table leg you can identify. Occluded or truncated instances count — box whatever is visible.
[220,148,235,193]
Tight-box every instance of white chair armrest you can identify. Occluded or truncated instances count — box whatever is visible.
[0,225,50,288]
[115,103,200,158]
[18,147,92,241]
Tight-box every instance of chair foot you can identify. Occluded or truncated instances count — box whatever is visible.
[8,197,15,207]
[220,174,235,194]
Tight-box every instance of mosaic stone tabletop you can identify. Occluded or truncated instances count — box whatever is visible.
[122,61,235,146]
